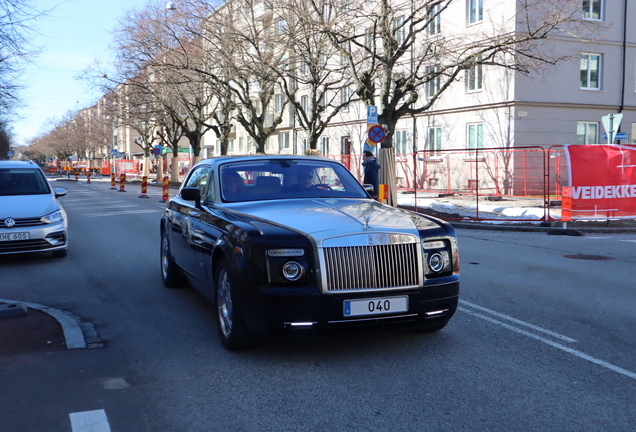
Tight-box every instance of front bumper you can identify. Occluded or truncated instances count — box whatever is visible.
[240,280,459,334]
[0,222,67,255]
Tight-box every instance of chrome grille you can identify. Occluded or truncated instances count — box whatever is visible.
[1,217,44,227]
[323,243,420,292]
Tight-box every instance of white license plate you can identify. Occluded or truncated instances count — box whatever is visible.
[0,232,29,241]
[343,296,409,317]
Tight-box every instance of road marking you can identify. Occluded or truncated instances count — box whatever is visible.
[620,240,636,243]
[84,209,162,217]
[69,409,111,432]
[459,307,636,381]
[459,300,577,342]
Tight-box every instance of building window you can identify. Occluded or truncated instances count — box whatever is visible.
[467,123,484,153]
[321,136,330,155]
[632,123,636,144]
[394,16,405,44]
[427,66,440,98]
[300,95,308,113]
[300,60,309,75]
[577,122,598,145]
[340,87,350,112]
[580,53,601,90]
[582,0,603,20]
[229,139,235,153]
[468,0,483,24]
[280,132,290,150]
[467,60,482,91]
[275,94,285,113]
[428,4,441,35]
[301,138,307,154]
[394,130,408,154]
[239,137,244,153]
[428,127,442,153]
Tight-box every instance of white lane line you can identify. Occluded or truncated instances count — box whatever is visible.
[459,307,636,381]
[69,409,111,432]
[620,240,636,243]
[85,209,162,217]
[459,300,578,343]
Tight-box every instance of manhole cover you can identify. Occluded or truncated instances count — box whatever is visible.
[563,254,614,261]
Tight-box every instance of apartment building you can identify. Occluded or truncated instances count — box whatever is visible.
[203,0,633,193]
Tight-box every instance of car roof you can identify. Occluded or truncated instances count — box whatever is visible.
[193,154,338,168]
[0,160,40,169]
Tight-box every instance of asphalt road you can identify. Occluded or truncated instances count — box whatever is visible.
[1,178,635,432]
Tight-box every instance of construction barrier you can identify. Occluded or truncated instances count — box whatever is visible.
[75,172,79,182]
[139,176,149,199]
[110,173,117,190]
[118,174,126,192]
[160,176,169,203]
[86,171,91,184]
[378,184,387,202]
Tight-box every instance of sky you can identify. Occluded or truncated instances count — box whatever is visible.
[12,0,152,147]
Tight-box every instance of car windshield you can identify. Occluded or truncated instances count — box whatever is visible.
[219,159,368,202]
[0,168,51,196]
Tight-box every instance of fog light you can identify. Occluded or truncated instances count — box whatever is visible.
[428,252,445,273]
[282,261,304,281]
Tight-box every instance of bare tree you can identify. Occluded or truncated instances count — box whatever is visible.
[318,0,597,205]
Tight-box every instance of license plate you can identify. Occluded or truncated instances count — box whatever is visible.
[0,232,29,241]
[343,296,409,317]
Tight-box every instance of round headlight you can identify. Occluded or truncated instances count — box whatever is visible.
[428,252,445,273]
[282,261,304,281]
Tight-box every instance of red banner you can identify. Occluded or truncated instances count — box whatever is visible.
[564,144,636,220]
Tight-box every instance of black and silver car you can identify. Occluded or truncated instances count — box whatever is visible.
[0,160,68,257]
[160,155,459,350]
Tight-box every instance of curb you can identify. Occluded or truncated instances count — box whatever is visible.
[0,299,86,349]
[449,222,636,234]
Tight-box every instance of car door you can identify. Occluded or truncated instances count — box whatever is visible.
[169,165,211,277]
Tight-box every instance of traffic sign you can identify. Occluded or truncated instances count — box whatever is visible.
[152,146,162,156]
[603,133,627,140]
[367,106,378,124]
[601,113,623,143]
[368,125,386,144]
[7,151,13,158]
[110,149,118,156]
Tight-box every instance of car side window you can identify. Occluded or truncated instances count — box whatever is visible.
[205,171,216,202]
[184,166,210,196]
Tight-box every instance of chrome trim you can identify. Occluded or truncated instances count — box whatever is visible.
[319,238,423,294]
[328,313,418,324]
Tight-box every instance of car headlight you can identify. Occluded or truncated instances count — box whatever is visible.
[41,210,64,224]
[423,239,453,276]
[282,261,304,281]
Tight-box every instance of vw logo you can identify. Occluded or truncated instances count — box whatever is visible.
[4,218,15,228]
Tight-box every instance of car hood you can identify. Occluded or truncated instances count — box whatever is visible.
[229,198,445,243]
[0,194,60,219]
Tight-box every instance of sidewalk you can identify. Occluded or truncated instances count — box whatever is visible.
[397,192,636,233]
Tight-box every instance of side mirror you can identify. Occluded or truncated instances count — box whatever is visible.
[180,187,201,207]
[362,184,374,195]
[54,188,67,198]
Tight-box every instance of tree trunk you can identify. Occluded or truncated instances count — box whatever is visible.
[378,147,397,207]
[170,157,179,183]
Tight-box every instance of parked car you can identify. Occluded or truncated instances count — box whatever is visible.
[0,160,68,257]
[160,155,460,350]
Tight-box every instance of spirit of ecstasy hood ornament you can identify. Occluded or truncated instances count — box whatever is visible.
[363,215,371,231]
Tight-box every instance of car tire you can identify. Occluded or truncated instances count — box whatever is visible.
[160,230,185,288]
[412,319,449,333]
[215,259,251,350]
[52,249,67,258]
